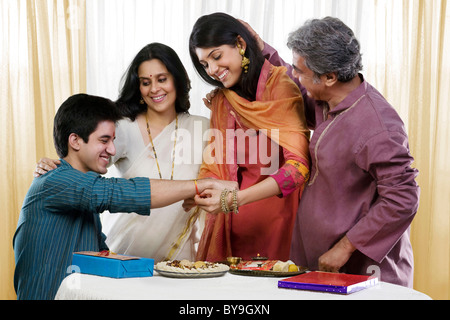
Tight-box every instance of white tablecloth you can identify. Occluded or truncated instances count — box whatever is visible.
[55,272,431,300]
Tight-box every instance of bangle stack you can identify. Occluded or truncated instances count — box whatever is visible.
[220,189,230,213]
[220,189,239,214]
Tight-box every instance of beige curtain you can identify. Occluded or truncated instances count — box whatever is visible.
[363,0,449,300]
[0,0,86,299]
[406,0,450,300]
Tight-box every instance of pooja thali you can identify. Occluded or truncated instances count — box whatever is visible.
[228,267,307,277]
[228,259,308,277]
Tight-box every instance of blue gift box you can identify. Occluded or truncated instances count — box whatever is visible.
[72,251,154,278]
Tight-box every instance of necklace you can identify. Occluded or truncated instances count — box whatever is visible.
[145,113,178,180]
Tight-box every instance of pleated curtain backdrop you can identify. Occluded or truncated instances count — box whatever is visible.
[0,0,86,300]
[1,0,449,300]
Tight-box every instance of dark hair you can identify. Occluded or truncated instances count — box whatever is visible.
[287,17,363,82]
[53,94,122,158]
[117,43,191,121]
[189,12,265,101]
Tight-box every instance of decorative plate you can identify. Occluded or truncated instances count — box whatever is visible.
[155,269,228,278]
[228,266,308,278]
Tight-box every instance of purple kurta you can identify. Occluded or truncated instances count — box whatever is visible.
[264,44,419,287]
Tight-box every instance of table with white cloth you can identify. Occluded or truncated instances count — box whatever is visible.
[55,272,431,301]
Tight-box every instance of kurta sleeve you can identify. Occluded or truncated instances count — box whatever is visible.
[44,169,151,216]
[270,148,309,197]
[346,130,419,263]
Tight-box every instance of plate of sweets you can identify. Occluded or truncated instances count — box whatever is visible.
[155,259,229,278]
[228,257,307,277]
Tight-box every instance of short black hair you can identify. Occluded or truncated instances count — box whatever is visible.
[53,94,122,158]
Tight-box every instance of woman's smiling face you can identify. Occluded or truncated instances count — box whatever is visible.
[138,59,177,116]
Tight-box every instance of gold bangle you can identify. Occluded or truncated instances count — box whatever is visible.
[231,189,239,214]
[220,189,231,213]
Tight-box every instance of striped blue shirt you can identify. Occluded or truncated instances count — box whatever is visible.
[13,159,151,300]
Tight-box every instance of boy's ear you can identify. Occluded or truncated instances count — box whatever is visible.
[68,133,81,151]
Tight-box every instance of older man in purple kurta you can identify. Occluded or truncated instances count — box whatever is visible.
[291,73,419,287]
[260,17,419,287]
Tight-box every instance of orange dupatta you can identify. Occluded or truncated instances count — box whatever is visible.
[196,60,310,261]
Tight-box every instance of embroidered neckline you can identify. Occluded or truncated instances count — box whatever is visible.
[308,95,365,186]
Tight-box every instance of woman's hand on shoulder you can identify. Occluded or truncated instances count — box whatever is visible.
[33,158,60,177]
[203,88,220,109]
[238,19,265,51]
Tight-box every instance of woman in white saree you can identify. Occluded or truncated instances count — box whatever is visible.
[101,43,209,261]
[103,114,208,261]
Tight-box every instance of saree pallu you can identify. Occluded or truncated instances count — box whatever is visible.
[197,60,310,262]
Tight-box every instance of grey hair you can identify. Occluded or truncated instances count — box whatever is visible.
[287,17,363,82]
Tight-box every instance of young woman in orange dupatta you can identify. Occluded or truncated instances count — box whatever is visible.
[187,13,310,262]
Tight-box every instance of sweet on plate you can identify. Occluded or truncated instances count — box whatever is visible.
[155,259,229,273]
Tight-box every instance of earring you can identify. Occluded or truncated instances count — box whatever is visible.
[239,48,250,73]
[140,98,145,105]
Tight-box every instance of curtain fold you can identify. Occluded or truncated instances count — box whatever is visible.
[0,0,86,299]
[407,0,450,300]
[1,0,448,300]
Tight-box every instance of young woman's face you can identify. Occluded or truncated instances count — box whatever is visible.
[138,59,177,116]
[195,44,243,88]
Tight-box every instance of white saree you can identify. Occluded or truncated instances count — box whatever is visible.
[101,113,209,262]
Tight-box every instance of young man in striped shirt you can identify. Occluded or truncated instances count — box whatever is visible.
[13,94,235,300]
